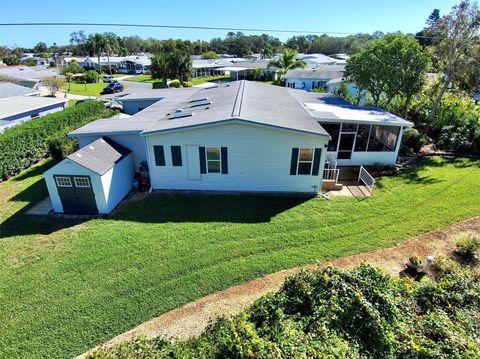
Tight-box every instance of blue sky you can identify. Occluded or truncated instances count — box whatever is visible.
[0,0,461,48]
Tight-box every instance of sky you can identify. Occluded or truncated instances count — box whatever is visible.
[0,0,463,48]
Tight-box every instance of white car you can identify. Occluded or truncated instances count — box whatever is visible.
[102,75,115,83]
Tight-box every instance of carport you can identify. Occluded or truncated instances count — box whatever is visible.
[44,137,134,215]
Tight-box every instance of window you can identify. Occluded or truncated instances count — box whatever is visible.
[171,146,183,166]
[354,124,371,151]
[153,145,165,166]
[55,176,72,187]
[341,123,357,133]
[367,125,400,152]
[206,147,221,173]
[74,177,91,188]
[319,123,340,152]
[297,148,314,175]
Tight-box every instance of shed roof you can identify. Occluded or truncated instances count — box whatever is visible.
[67,137,131,175]
[0,82,39,99]
[0,96,66,120]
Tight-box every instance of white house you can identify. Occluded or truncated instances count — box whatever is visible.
[284,66,345,91]
[44,80,412,215]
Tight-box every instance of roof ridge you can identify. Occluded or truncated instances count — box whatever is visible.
[231,80,245,117]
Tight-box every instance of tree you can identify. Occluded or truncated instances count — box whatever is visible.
[41,77,64,96]
[103,33,121,74]
[344,34,430,109]
[60,60,84,75]
[34,42,47,53]
[150,49,192,87]
[123,35,144,54]
[69,31,87,55]
[84,70,101,83]
[2,55,20,66]
[427,0,480,121]
[268,48,306,74]
[201,51,219,59]
[261,43,273,59]
[87,33,106,74]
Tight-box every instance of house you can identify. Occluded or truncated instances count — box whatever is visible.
[325,77,367,106]
[44,80,412,215]
[117,56,151,74]
[0,95,66,133]
[0,65,61,88]
[0,82,40,99]
[20,56,48,66]
[216,61,278,81]
[284,65,345,91]
[296,53,341,65]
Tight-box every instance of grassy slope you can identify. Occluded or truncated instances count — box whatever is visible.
[190,75,229,85]
[123,75,155,83]
[1,157,479,358]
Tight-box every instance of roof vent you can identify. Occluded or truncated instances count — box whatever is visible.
[189,97,208,103]
[175,108,183,113]
[191,100,212,108]
[169,111,193,120]
[89,146,95,150]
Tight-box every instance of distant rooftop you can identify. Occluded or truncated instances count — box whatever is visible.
[0,95,66,120]
[0,82,39,99]
[0,66,60,81]
[283,66,345,80]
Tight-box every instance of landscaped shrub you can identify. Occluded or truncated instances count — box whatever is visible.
[169,80,182,88]
[400,128,430,155]
[152,81,166,89]
[456,236,480,261]
[0,101,113,180]
[84,70,101,83]
[88,262,480,358]
[182,81,193,87]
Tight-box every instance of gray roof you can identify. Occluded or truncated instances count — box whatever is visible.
[0,66,60,81]
[0,96,66,120]
[284,65,345,80]
[70,81,330,138]
[0,82,39,99]
[67,137,131,175]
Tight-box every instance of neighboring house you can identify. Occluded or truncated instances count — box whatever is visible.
[0,66,60,88]
[0,82,40,99]
[325,77,367,106]
[0,95,66,133]
[44,80,412,215]
[20,56,48,66]
[192,57,250,78]
[284,65,345,91]
[118,56,151,74]
[216,61,278,81]
[296,53,341,66]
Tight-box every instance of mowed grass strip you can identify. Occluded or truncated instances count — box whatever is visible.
[0,157,479,358]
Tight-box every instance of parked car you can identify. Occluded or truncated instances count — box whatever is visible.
[102,75,115,83]
[101,81,124,94]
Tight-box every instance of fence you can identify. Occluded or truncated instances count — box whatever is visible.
[358,166,375,193]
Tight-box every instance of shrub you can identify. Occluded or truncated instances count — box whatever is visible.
[41,77,64,96]
[152,81,166,89]
[168,80,182,88]
[456,236,480,261]
[0,102,112,180]
[84,70,100,83]
[182,81,193,87]
[400,128,430,155]
[24,58,37,66]
[48,136,78,161]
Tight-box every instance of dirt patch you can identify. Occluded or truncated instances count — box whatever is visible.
[78,216,480,358]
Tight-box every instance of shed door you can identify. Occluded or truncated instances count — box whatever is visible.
[54,175,98,214]
[186,145,201,180]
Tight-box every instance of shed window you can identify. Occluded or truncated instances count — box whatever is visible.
[74,177,91,188]
[206,147,221,173]
[297,148,314,175]
[153,145,165,166]
[55,176,72,187]
[171,146,183,166]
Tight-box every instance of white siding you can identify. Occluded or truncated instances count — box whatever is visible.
[77,134,146,172]
[100,153,134,213]
[44,159,106,213]
[145,122,327,194]
[333,151,400,166]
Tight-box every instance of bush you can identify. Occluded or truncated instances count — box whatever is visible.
[182,81,193,87]
[24,58,37,66]
[0,102,112,180]
[168,80,182,88]
[152,81,166,89]
[48,136,78,161]
[84,70,100,83]
[400,128,430,155]
[88,262,480,358]
[456,236,480,261]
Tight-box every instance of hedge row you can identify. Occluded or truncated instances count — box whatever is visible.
[0,101,111,180]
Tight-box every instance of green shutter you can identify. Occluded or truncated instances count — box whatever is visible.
[290,148,299,175]
[312,148,322,176]
[199,147,206,174]
[153,145,165,166]
[171,146,182,166]
[221,147,228,174]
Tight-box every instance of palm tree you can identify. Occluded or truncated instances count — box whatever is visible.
[261,44,273,59]
[87,33,105,73]
[103,33,120,75]
[268,48,306,74]
[150,52,170,87]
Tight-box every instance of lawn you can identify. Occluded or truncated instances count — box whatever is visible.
[1,157,479,358]
[61,82,107,97]
[123,74,155,83]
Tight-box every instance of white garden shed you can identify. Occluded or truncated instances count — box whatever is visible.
[44,137,133,215]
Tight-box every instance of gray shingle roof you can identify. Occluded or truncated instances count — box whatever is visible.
[283,65,345,80]
[0,82,39,99]
[0,96,66,120]
[70,81,330,137]
[67,137,131,175]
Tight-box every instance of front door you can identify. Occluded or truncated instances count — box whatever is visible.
[338,133,355,159]
[54,175,98,214]
[186,145,201,180]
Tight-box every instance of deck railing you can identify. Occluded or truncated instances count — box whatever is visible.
[323,168,340,183]
[358,166,375,193]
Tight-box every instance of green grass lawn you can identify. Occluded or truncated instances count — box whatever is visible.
[191,75,230,85]
[61,82,107,97]
[1,157,479,358]
[123,74,155,83]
